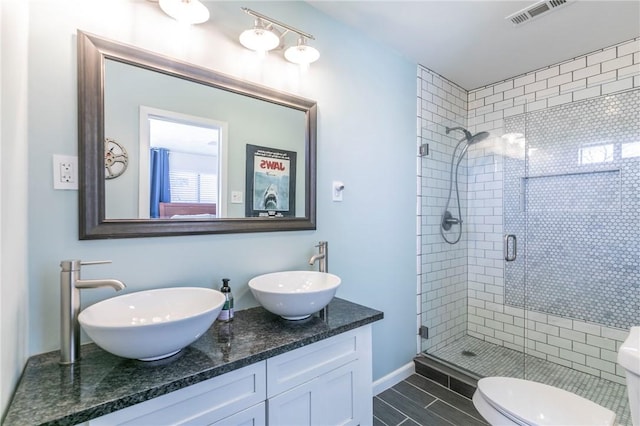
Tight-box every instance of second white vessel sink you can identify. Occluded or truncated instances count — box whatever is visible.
[78,287,225,361]
[248,271,341,320]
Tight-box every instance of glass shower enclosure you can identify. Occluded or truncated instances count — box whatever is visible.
[418,87,639,425]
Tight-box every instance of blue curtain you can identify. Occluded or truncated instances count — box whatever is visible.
[150,148,171,218]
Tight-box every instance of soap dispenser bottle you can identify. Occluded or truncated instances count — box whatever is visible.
[218,278,234,322]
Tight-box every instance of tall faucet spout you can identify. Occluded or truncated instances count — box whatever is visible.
[60,260,125,365]
[75,279,126,291]
[309,241,328,273]
[308,254,325,266]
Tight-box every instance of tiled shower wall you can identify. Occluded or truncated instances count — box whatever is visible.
[417,68,469,353]
[418,37,640,384]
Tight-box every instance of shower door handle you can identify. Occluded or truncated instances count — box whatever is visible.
[504,234,517,262]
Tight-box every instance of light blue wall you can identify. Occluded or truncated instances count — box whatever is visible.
[26,0,417,381]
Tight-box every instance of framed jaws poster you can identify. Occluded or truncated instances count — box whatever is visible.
[245,144,296,217]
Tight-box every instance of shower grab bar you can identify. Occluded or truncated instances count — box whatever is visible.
[504,234,517,262]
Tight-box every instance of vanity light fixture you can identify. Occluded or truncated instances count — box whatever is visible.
[240,7,320,66]
[239,18,281,56]
[159,0,210,25]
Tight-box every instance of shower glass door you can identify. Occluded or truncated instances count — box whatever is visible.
[508,90,639,425]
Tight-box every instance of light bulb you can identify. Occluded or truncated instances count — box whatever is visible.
[239,19,280,54]
[284,38,320,65]
[159,0,210,25]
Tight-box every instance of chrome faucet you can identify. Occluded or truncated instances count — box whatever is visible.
[308,241,328,273]
[60,260,125,365]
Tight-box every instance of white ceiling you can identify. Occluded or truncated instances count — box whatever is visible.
[308,1,640,90]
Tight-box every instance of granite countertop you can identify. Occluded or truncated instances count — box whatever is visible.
[3,298,383,426]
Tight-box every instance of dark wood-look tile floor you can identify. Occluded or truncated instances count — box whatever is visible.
[373,374,489,426]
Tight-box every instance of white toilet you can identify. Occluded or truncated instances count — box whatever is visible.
[472,326,640,426]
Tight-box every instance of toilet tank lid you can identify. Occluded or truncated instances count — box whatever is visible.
[477,377,616,426]
[618,326,640,374]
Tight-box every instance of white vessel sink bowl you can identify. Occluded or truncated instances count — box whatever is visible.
[78,287,225,361]
[248,271,341,320]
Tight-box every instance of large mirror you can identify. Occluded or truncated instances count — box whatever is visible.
[78,31,316,239]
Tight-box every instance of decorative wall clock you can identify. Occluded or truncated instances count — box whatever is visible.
[104,138,128,179]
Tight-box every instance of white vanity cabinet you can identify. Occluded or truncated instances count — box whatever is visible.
[83,325,372,426]
[86,362,266,426]
[267,325,372,425]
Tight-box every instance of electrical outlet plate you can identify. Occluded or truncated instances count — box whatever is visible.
[53,154,78,190]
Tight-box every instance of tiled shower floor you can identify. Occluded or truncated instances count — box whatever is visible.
[428,335,631,426]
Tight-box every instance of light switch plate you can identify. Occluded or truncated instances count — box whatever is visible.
[231,191,243,204]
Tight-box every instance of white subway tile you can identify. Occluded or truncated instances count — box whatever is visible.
[495,330,515,343]
[547,73,573,88]
[536,86,560,99]
[573,341,600,357]
[527,311,548,323]
[601,327,630,342]
[525,80,547,94]
[560,79,586,94]
[536,323,560,336]
[527,329,547,343]
[602,54,634,73]
[587,48,617,66]
[547,315,573,329]
[536,341,560,357]
[504,105,525,117]
[602,77,634,94]
[504,86,524,100]
[618,63,640,78]
[617,39,640,57]
[547,335,572,350]
[514,74,535,88]
[485,93,504,105]
[560,328,586,343]
[600,348,618,363]
[560,348,586,364]
[560,57,586,74]
[573,64,601,80]
[573,86,601,101]
[573,321,601,336]
[547,93,573,108]
[586,334,617,351]
[526,99,547,112]
[587,70,617,86]
[536,66,559,81]
[476,87,494,99]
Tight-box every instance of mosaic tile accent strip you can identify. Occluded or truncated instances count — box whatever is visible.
[428,335,632,425]
[504,89,640,330]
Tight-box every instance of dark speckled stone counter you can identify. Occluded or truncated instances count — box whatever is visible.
[3,298,382,426]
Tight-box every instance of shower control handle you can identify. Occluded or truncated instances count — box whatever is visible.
[504,234,517,262]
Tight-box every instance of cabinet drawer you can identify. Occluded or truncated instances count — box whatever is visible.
[267,327,368,398]
[209,402,265,426]
[88,362,266,425]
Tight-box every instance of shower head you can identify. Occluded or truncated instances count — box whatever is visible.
[446,126,490,145]
[446,126,472,141]
[468,131,490,145]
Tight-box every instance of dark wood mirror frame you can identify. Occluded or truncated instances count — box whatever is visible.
[77,31,317,239]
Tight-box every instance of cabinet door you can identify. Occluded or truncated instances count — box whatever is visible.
[209,402,265,426]
[268,361,358,426]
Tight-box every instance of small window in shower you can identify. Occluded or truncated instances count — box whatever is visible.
[578,143,613,165]
[622,141,640,158]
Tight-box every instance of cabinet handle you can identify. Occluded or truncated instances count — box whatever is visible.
[504,234,517,262]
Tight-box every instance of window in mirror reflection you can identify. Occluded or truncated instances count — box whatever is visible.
[140,107,228,219]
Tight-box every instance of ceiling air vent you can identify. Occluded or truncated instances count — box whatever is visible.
[506,0,572,26]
